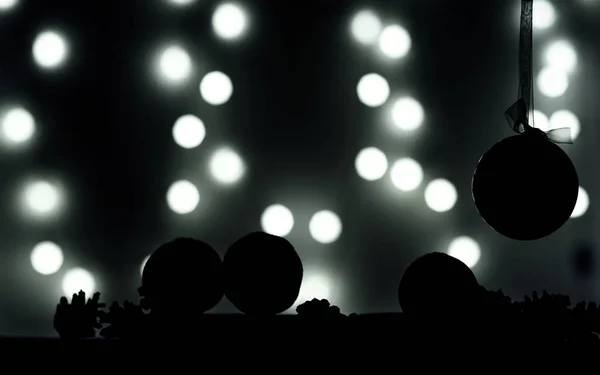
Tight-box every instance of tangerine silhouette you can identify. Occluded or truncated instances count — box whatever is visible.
[223,232,303,315]
[472,130,578,241]
[141,237,223,316]
[398,252,481,317]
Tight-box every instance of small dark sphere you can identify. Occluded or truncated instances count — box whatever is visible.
[223,231,303,315]
[141,237,224,315]
[472,131,578,241]
[572,243,595,280]
[398,252,482,317]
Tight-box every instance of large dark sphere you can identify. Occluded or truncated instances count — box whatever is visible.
[141,238,224,315]
[223,232,303,316]
[398,252,482,317]
[472,131,578,241]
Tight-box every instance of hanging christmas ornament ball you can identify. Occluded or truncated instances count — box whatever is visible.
[472,129,579,241]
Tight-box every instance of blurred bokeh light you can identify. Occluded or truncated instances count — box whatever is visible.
[172,114,206,149]
[0,0,18,12]
[166,0,197,7]
[571,187,589,219]
[293,270,333,308]
[390,97,424,132]
[1,107,35,145]
[448,236,481,269]
[166,180,200,214]
[537,67,569,98]
[208,147,245,185]
[390,158,423,192]
[544,40,578,74]
[350,10,382,45]
[30,242,64,276]
[22,180,62,218]
[532,0,556,30]
[355,147,388,181]
[212,2,248,41]
[261,204,295,237]
[356,73,390,107]
[156,45,192,84]
[309,210,342,244]
[424,179,458,213]
[32,30,68,70]
[378,24,411,60]
[199,71,234,105]
[550,110,581,141]
[62,268,96,299]
[530,110,550,131]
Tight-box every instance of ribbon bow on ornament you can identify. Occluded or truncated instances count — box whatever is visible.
[504,0,573,145]
[505,98,573,144]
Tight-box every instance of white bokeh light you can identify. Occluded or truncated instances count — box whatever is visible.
[172,115,206,149]
[549,110,580,140]
[167,0,196,6]
[23,180,61,216]
[390,158,423,192]
[200,71,233,105]
[158,45,192,83]
[537,67,569,98]
[529,110,550,131]
[378,24,411,59]
[32,30,68,69]
[570,186,589,219]
[424,179,458,213]
[544,40,577,74]
[448,236,481,269]
[391,97,424,131]
[261,204,295,237]
[62,268,96,298]
[166,180,200,214]
[309,210,343,244]
[30,241,64,275]
[2,107,35,144]
[209,147,245,184]
[140,255,150,276]
[355,147,388,181]
[350,10,382,45]
[212,2,248,40]
[293,271,333,308]
[0,0,18,11]
[356,73,390,108]
[533,0,556,30]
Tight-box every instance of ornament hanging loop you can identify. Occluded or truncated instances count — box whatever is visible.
[505,0,534,133]
[504,0,573,145]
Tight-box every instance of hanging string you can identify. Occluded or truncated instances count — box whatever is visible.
[504,0,573,144]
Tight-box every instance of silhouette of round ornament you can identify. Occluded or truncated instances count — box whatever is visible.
[223,232,303,316]
[141,237,224,315]
[472,127,578,241]
[398,252,481,317]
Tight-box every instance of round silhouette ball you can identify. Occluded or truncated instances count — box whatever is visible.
[398,252,481,317]
[223,232,303,315]
[141,237,223,315]
[472,131,578,241]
